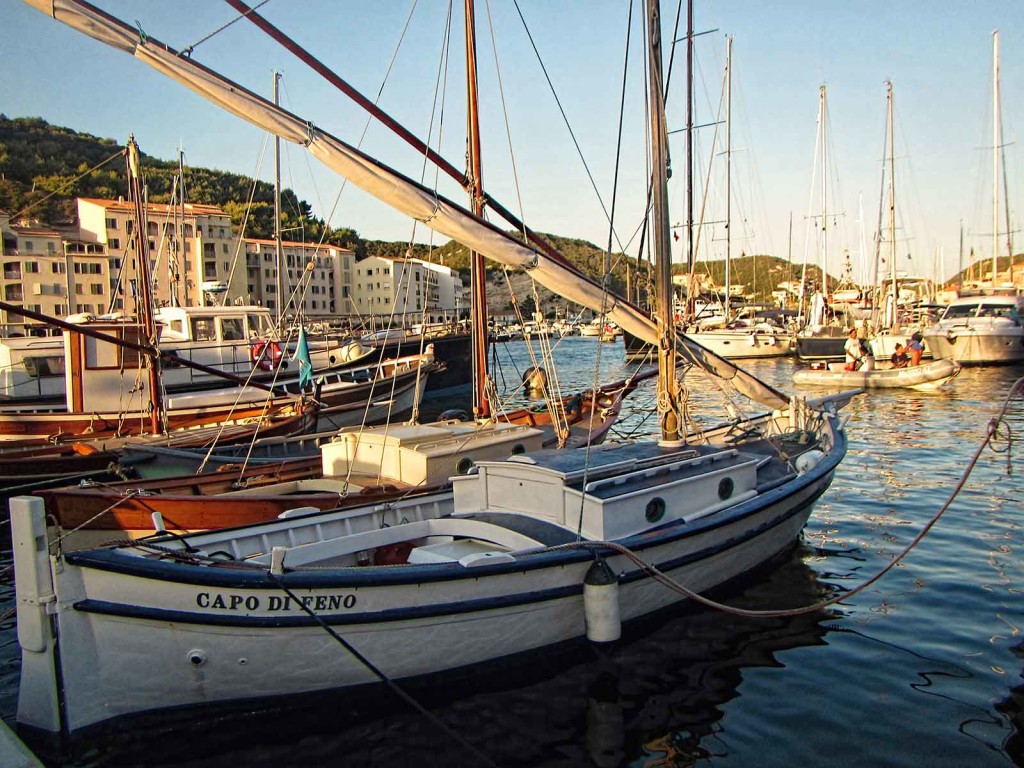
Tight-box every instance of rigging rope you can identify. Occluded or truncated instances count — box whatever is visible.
[510,0,630,257]
[178,0,272,58]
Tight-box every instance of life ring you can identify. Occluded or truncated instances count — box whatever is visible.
[251,340,283,371]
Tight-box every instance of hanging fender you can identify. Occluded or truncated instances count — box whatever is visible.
[251,340,283,371]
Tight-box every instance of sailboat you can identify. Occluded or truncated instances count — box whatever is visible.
[682,37,793,360]
[924,30,1024,365]
[866,81,936,361]
[794,85,850,362]
[12,0,850,740]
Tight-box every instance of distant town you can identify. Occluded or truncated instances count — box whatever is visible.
[0,197,467,331]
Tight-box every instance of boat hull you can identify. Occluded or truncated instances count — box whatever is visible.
[12,418,845,736]
[923,326,1024,365]
[685,330,794,359]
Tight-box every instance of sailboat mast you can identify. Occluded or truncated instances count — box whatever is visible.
[274,70,284,324]
[724,36,732,322]
[958,219,964,289]
[685,0,694,278]
[465,0,489,419]
[992,30,1001,286]
[886,80,897,326]
[820,85,828,294]
[176,147,185,307]
[648,0,681,443]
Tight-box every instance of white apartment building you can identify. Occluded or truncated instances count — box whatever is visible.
[243,238,354,318]
[350,255,464,322]
[0,211,108,329]
[77,197,243,310]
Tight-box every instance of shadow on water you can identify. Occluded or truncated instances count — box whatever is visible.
[18,544,838,767]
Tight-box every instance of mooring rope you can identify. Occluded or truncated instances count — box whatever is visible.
[268,574,500,768]
[542,375,1024,619]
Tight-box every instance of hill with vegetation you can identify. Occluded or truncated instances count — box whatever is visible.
[1,116,853,316]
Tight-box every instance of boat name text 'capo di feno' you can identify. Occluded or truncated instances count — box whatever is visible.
[195,591,357,613]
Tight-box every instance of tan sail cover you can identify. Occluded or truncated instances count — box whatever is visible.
[25,0,789,410]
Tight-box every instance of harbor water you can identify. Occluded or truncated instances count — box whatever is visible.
[0,335,1022,766]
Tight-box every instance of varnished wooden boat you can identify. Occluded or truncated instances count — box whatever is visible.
[38,373,649,546]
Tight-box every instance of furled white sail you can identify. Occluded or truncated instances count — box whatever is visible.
[24,0,789,410]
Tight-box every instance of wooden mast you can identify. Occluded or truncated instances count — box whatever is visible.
[126,135,164,436]
[648,0,681,443]
[273,70,285,325]
[465,0,489,419]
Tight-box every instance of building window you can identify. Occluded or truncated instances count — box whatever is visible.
[23,241,34,252]
[108,238,120,249]
[47,242,56,254]
[90,284,104,295]
[222,244,228,254]
[75,283,84,295]
[106,218,118,230]
[24,262,38,274]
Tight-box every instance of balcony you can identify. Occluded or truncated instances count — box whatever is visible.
[4,285,24,301]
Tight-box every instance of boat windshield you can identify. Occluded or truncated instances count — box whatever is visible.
[247,312,274,338]
[942,302,1023,323]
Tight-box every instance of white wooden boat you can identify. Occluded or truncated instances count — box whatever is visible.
[15,0,853,744]
[793,358,960,390]
[12,398,848,737]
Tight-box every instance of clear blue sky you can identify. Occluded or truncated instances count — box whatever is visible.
[3,1,1023,285]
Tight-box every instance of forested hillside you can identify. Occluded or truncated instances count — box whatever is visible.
[1,115,832,314]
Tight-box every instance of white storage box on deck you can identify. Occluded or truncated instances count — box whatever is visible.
[322,421,543,486]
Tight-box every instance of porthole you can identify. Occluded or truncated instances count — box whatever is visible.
[456,457,475,475]
[645,497,666,523]
[511,443,526,455]
[718,477,734,500]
